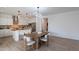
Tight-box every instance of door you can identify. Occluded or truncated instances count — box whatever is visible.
[42,18,48,32]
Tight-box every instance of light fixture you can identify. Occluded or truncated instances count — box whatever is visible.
[34,7,43,18]
[35,7,43,32]
[17,10,34,19]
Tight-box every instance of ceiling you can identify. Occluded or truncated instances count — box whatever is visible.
[0,7,79,16]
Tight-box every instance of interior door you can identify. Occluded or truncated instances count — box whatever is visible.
[42,18,48,32]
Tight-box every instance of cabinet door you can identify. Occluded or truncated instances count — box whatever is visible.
[12,16,18,24]
[42,18,48,32]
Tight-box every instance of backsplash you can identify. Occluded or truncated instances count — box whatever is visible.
[0,22,36,31]
[0,25,10,29]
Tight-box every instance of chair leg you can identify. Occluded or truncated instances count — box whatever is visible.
[32,45,35,50]
[46,36,49,47]
[41,41,42,46]
[46,40,49,47]
[46,42,48,47]
[24,46,26,51]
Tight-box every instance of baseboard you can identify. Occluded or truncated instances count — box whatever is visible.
[50,33,79,40]
[0,35,12,38]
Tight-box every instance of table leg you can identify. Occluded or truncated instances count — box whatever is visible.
[36,38,39,50]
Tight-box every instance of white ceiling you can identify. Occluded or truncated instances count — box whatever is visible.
[0,7,79,16]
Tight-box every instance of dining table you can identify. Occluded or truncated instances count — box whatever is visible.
[25,31,48,50]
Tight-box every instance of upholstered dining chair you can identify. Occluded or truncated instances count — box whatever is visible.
[23,35,35,50]
[40,33,49,47]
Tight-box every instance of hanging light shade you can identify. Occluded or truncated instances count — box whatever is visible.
[33,7,43,18]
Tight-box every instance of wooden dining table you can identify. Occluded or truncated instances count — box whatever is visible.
[25,31,48,50]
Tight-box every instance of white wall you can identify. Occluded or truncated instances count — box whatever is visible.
[18,16,36,25]
[48,11,79,40]
[0,14,36,25]
[0,14,13,25]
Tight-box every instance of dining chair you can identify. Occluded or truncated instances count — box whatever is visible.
[23,35,35,50]
[40,33,49,47]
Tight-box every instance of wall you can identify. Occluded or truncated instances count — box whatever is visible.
[0,14,36,25]
[0,14,13,25]
[48,11,79,40]
[18,16,36,25]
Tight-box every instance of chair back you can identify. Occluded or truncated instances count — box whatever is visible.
[45,35,48,39]
[24,36,31,42]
